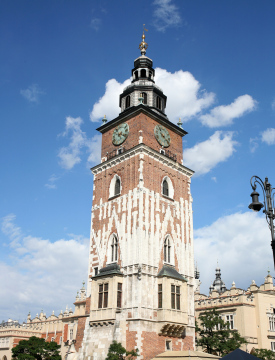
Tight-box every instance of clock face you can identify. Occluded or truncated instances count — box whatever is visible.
[112,123,129,145]
[154,125,171,148]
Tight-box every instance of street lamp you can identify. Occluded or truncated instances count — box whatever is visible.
[249,176,275,268]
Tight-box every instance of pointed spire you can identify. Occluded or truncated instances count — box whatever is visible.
[102,115,107,124]
[139,25,148,56]
[177,117,183,129]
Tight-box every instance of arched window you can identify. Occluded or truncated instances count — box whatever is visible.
[109,175,121,198]
[111,235,118,262]
[134,71,138,80]
[141,92,147,105]
[162,176,174,199]
[164,236,171,263]
[149,71,152,79]
[115,178,121,196]
[126,95,130,108]
[140,69,146,78]
[156,96,162,110]
[163,179,169,197]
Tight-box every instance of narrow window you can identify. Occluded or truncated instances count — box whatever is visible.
[51,337,54,342]
[115,178,120,196]
[171,285,175,309]
[59,336,63,345]
[141,69,146,77]
[158,284,162,308]
[69,329,73,340]
[111,235,118,262]
[98,284,103,308]
[149,71,152,79]
[163,179,169,197]
[166,340,172,351]
[164,237,171,263]
[126,95,130,108]
[156,96,162,110]
[176,286,180,310]
[134,71,138,80]
[103,283,108,308]
[94,267,98,276]
[141,92,147,104]
[117,283,122,308]
[272,342,275,352]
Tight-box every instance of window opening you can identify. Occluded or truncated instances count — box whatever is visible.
[115,178,121,196]
[69,329,73,340]
[59,336,63,345]
[126,95,130,108]
[156,96,162,110]
[163,179,169,197]
[111,235,118,262]
[98,283,108,308]
[171,285,180,310]
[94,267,98,276]
[164,237,171,263]
[141,92,147,105]
[140,69,146,78]
[272,342,275,352]
[158,284,162,308]
[226,314,234,329]
[134,71,138,80]
[166,340,172,351]
[117,283,122,308]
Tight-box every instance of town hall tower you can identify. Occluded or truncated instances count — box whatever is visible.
[80,33,195,360]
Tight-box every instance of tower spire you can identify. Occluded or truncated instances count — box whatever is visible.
[139,25,148,56]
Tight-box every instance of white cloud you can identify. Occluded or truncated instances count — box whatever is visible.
[153,0,182,32]
[194,211,272,295]
[90,78,131,122]
[45,174,59,189]
[261,128,275,145]
[200,95,257,128]
[182,131,238,175]
[20,84,44,103]
[58,116,101,170]
[249,137,259,153]
[0,214,89,321]
[58,117,85,170]
[90,18,101,31]
[87,134,102,165]
[155,68,215,123]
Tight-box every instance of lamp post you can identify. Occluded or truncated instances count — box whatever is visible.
[249,176,275,268]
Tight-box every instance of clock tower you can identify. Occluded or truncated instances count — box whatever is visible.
[80,33,195,360]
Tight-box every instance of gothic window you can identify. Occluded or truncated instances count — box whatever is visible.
[163,179,169,197]
[164,236,171,263]
[111,235,118,262]
[98,283,108,308]
[115,177,121,196]
[158,284,162,308]
[117,283,122,308]
[171,285,180,310]
[141,92,147,104]
[156,96,162,110]
[126,95,130,108]
[140,69,146,78]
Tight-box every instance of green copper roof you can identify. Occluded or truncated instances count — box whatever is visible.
[93,263,123,278]
[157,265,187,281]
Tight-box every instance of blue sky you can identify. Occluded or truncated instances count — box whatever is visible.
[1,0,275,321]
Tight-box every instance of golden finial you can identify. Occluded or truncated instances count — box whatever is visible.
[139,24,148,56]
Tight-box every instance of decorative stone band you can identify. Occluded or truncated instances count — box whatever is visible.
[91,143,194,177]
[159,323,186,337]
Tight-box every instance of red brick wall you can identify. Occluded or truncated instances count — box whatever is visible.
[85,296,91,315]
[63,324,68,342]
[101,112,184,164]
[75,317,87,352]
[126,325,137,352]
[140,333,193,360]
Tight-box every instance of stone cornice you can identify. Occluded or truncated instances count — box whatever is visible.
[91,143,194,177]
